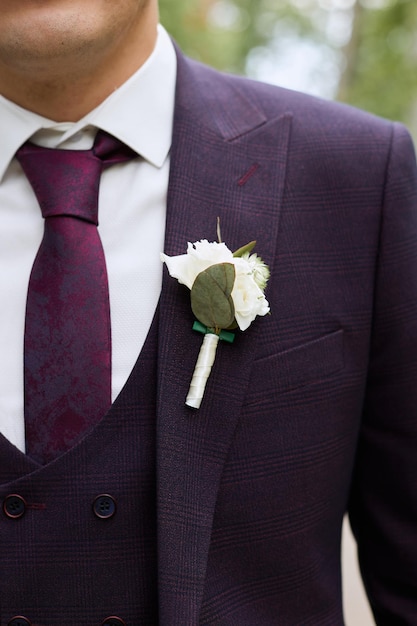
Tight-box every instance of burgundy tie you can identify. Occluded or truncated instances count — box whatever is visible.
[16,131,137,464]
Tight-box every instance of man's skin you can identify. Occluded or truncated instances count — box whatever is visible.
[0,0,159,121]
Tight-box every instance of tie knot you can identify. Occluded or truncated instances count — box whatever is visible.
[16,131,137,223]
[93,130,138,164]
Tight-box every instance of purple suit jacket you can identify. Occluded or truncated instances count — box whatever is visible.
[155,49,417,624]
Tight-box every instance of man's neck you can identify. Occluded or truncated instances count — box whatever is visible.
[0,46,154,122]
[0,3,158,122]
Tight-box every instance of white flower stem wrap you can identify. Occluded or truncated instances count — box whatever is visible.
[161,238,270,409]
[185,332,220,409]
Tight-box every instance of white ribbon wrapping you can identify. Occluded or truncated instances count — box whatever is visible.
[186,333,220,409]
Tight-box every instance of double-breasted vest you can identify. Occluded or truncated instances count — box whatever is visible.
[0,314,160,626]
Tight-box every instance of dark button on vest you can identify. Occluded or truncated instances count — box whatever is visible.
[8,618,32,626]
[93,494,117,519]
[3,494,26,519]
[101,617,126,626]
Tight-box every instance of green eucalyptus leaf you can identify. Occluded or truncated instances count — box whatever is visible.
[233,240,256,258]
[191,262,235,330]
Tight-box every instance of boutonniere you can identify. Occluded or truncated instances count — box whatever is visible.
[161,232,270,409]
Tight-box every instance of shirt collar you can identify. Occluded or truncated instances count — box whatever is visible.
[0,24,177,181]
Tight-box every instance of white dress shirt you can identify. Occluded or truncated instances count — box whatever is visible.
[0,25,177,452]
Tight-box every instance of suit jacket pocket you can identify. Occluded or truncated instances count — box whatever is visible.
[249,329,345,397]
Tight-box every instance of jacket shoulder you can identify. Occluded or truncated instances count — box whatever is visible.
[178,52,397,144]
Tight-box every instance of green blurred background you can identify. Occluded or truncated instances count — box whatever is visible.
[159,0,417,139]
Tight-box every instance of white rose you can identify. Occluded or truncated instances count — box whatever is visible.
[161,240,234,289]
[231,257,270,331]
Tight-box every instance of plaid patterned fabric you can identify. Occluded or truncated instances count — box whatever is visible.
[156,50,417,624]
[1,46,417,625]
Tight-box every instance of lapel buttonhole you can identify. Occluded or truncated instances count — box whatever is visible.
[238,163,260,187]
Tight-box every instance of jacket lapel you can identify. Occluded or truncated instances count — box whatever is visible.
[157,49,292,625]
